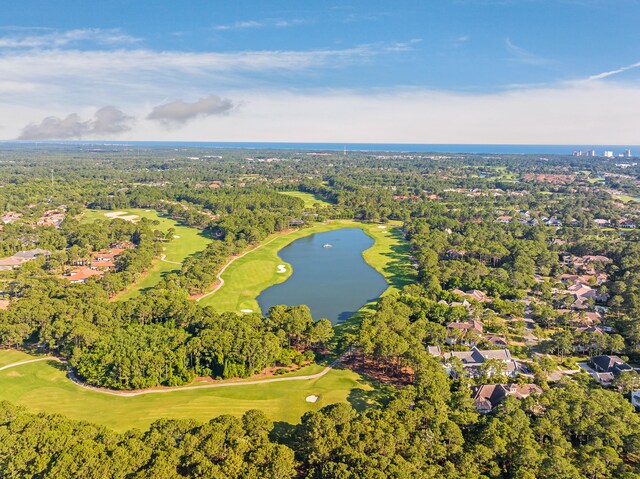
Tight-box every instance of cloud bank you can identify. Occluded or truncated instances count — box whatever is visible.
[18,106,133,140]
[147,95,235,126]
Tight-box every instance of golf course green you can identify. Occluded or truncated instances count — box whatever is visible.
[279,190,332,207]
[81,208,212,300]
[0,350,372,432]
[197,220,415,314]
[0,214,415,432]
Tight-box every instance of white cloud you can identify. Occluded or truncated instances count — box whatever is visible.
[587,60,640,80]
[18,106,133,140]
[0,42,404,110]
[8,82,640,143]
[505,38,553,65]
[0,45,381,90]
[148,95,235,126]
[0,28,140,49]
[1,28,638,144]
[214,19,306,31]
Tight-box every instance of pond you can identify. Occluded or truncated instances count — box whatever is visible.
[257,228,388,324]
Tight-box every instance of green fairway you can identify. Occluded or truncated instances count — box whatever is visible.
[81,208,212,300]
[198,220,415,313]
[0,350,372,432]
[279,190,332,207]
[614,194,640,203]
[0,349,36,367]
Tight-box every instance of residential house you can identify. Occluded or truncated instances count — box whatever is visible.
[582,255,612,265]
[589,355,633,385]
[519,218,539,226]
[0,257,24,271]
[427,346,442,357]
[619,219,636,229]
[471,383,542,413]
[466,290,488,302]
[37,209,65,228]
[450,289,488,304]
[92,248,125,269]
[494,215,512,224]
[567,281,608,309]
[545,217,563,227]
[443,347,519,378]
[0,248,51,271]
[1,212,21,224]
[446,320,483,345]
[13,248,51,261]
[485,334,508,348]
[63,266,102,284]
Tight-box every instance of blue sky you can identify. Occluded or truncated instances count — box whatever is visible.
[1,0,639,143]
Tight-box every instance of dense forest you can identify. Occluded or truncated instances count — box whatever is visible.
[2,377,639,478]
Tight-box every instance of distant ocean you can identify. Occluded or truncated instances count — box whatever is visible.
[3,141,639,156]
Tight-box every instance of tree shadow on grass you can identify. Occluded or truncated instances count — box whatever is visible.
[346,375,395,412]
[46,359,68,373]
[380,227,416,291]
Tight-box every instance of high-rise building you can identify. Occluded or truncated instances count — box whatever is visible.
[603,151,614,158]
[624,149,632,158]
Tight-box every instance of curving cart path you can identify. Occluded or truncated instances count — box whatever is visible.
[0,355,340,397]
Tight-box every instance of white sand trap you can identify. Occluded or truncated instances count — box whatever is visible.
[145,209,151,212]
[240,309,253,313]
[173,235,181,238]
[104,211,128,218]
[104,211,139,222]
[306,395,319,403]
[277,264,286,273]
[378,225,387,229]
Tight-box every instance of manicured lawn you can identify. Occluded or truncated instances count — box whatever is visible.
[279,190,332,207]
[81,208,212,300]
[0,349,35,368]
[198,220,415,314]
[614,194,640,203]
[0,350,372,432]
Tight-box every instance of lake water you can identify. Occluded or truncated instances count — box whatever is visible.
[257,228,388,324]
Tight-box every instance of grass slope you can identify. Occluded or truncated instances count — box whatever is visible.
[199,220,415,314]
[0,351,372,432]
[279,190,332,207]
[81,209,211,300]
[0,349,35,368]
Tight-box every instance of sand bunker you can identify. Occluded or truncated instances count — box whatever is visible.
[104,211,139,222]
[240,309,253,313]
[277,264,286,273]
[173,235,181,238]
[104,211,127,218]
[306,395,319,403]
[378,225,387,229]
